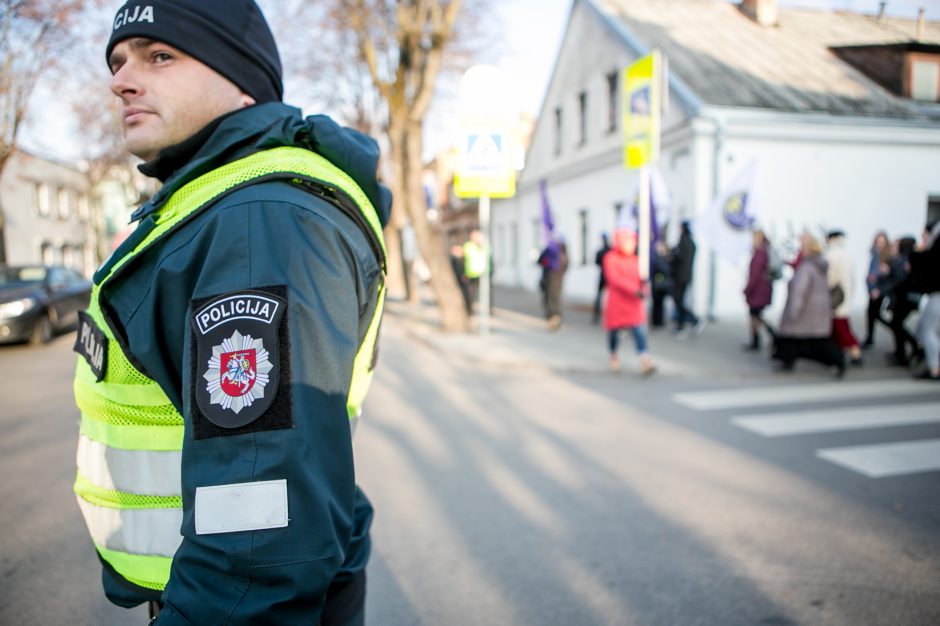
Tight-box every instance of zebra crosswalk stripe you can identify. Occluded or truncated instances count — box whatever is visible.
[816,439,940,478]
[731,403,940,437]
[673,380,940,411]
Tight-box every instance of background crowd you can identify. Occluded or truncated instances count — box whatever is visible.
[449,218,940,381]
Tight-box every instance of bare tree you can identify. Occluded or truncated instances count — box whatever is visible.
[318,0,492,332]
[258,0,498,330]
[0,0,99,262]
[71,78,148,262]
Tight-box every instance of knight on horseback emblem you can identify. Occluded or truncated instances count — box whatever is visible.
[203,330,273,414]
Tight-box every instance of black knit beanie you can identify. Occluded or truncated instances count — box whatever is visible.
[106,0,283,104]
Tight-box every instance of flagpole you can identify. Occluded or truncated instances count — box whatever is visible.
[480,193,491,336]
[638,166,651,282]
[708,120,724,321]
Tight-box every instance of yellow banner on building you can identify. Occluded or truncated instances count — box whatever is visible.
[622,51,662,169]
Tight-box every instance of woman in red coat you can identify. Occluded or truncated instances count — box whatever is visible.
[603,229,656,375]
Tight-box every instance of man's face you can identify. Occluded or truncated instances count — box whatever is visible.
[109,38,255,161]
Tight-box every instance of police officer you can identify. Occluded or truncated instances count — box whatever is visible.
[71,1,390,624]
[462,229,488,313]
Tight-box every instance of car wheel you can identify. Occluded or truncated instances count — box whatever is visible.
[30,313,53,345]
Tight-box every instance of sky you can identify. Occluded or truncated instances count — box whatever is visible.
[18,0,940,163]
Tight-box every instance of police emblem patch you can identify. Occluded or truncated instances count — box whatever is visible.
[204,330,272,414]
[191,289,288,431]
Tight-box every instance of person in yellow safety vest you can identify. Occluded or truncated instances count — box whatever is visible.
[71,1,389,624]
[462,230,490,314]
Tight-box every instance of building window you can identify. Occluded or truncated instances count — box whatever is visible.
[553,106,563,156]
[928,196,940,226]
[58,188,72,219]
[607,71,619,133]
[510,222,518,264]
[40,241,54,265]
[84,242,95,276]
[578,91,588,146]
[78,195,89,221]
[911,58,940,102]
[36,183,52,217]
[578,209,589,265]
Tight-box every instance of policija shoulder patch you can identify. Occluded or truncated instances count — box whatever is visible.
[74,311,107,381]
[190,288,292,438]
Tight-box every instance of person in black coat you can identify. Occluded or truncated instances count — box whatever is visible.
[650,240,672,328]
[670,221,704,334]
[592,233,611,324]
[910,221,940,380]
[879,237,920,366]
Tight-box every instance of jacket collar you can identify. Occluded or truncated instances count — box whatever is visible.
[129,102,391,227]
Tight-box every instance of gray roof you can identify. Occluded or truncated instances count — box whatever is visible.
[588,0,940,120]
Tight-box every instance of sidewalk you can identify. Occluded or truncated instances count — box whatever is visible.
[387,286,908,382]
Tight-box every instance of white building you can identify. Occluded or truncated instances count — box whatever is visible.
[491,0,940,319]
[0,150,96,276]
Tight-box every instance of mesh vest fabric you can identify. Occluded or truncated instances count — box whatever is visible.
[74,146,386,592]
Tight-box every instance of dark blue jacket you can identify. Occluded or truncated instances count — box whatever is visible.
[98,103,389,624]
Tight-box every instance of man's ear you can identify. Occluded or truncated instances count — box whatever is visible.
[241,94,257,108]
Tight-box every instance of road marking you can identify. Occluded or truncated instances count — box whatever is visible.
[732,403,940,437]
[816,439,940,478]
[673,380,940,411]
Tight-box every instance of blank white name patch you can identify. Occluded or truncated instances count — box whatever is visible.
[195,479,288,535]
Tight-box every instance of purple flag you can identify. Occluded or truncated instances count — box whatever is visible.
[628,168,671,242]
[539,179,556,244]
[538,180,561,270]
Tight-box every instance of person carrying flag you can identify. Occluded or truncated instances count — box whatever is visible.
[603,229,656,375]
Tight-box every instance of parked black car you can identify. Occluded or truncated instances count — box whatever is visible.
[0,265,92,345]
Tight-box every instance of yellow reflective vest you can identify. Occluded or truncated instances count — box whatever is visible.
[463,241,488,279]
[73,146,386,592]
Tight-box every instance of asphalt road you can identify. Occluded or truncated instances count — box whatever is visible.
[1,317,938,625]
[358,316,940,626]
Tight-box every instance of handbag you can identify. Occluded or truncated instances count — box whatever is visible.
[830,284,845,310]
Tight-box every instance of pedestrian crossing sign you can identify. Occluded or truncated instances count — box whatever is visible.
[455,127,516,198]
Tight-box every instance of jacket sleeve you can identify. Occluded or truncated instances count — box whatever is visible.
[745,249,766,295]
[142,188,380,625]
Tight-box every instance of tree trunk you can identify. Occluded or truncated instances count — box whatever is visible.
[0,192,7,265]
[401,119,469,332]
[382,224,407,301]
[384,123,409,302]
[0,152,12,265]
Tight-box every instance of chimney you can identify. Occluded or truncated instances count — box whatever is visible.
[741,0,779,27]
[916,8,926,41]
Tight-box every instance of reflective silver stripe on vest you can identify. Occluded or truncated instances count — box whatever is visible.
[76,497,183,558]
[76,435,182,497]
